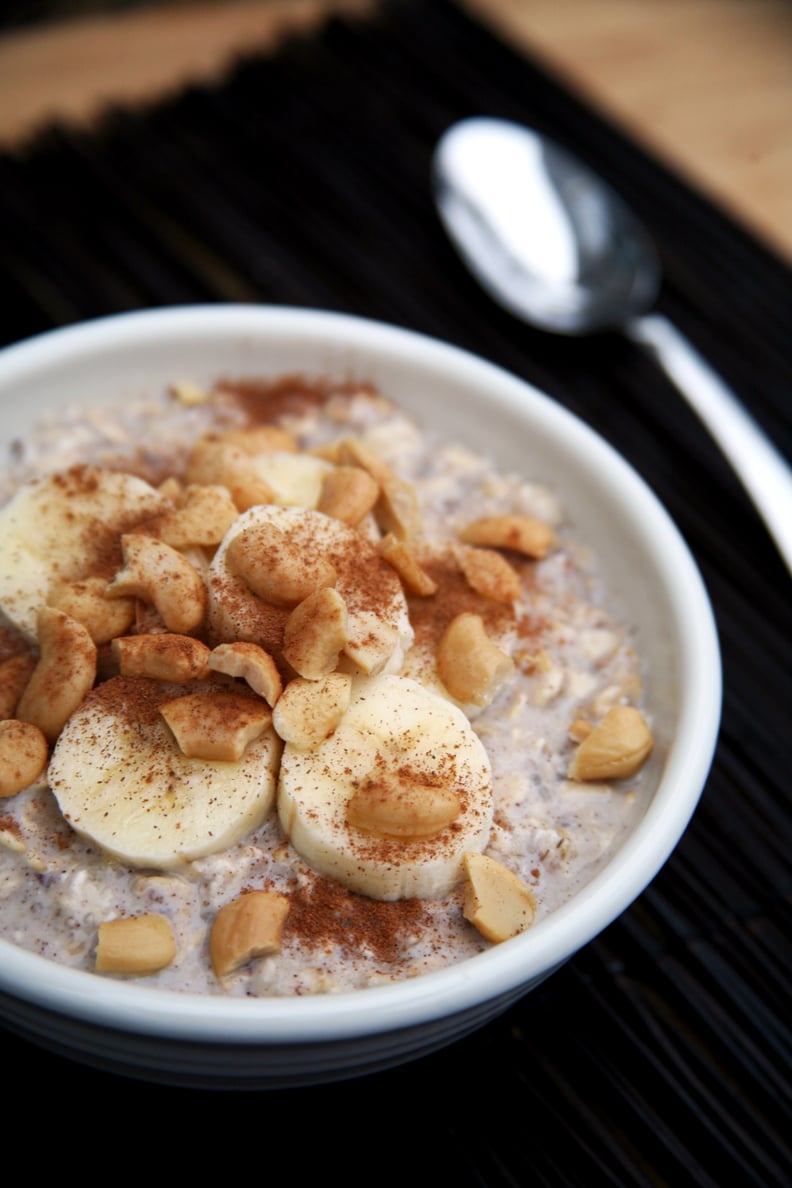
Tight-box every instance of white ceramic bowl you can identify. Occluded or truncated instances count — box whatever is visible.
[0,305,721,1089]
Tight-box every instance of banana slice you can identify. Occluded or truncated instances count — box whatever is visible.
[48,676,281,869]
[208,505,413,676]
[0,465,169,642]
[247,450,333,508]
[277,673,493,900]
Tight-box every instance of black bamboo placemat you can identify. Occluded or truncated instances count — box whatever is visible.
[1,1,790,1181]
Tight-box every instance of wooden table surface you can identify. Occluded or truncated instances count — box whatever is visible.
[0,0,790,264]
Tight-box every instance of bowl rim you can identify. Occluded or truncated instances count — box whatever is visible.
[0,304,722,1044]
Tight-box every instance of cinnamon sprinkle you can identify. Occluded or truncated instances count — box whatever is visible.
[0,814,22,842]
[408,547,516,652]
[284,873,430,964]
[213,375,356,425]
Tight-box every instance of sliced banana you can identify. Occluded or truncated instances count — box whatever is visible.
[247,450,333,509]
[48,676,281,869]
[0,465,168,642]
[208,505,413,677]
[277,673,493,901]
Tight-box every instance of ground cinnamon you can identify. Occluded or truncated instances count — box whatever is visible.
[284,873,430,964]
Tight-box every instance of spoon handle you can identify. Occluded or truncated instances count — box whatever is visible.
[627,313,792,577]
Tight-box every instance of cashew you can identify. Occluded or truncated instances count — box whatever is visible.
[16,607,97,743]
[459,514,554,559]
[209,641,283,706]
[378,533,438,596]
[47,575,136,645]
[272,672,352,750]
[347,774,460,840]
[436,612,515,709]
[375,476,422,541]
[456,545,521,604]
[112,633,212,683]
[160,690,273,761]
[337,436,396,485]
[568,718,594,743]
[0,720,49,798]
[168,379,210,406]
[309,440,343,464]
[95,914,176,975]
[462,853,536,943]
[134,599,170,636]
[0,653,37,720]
[282,587,348,680]
[210,424,298,454]
[105,533,207,634]
[158,476,184,503]
[333,438,422,538]
[568,705,653,781]
[184,439,274,511]
[210,890,290,977]
[225,521,336,608]
[317,466,380,526]
[146,484,239,549]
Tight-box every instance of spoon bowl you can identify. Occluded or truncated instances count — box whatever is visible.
[433,116,792,574]
[433,117,660,334]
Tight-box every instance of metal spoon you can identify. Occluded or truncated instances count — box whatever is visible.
[432,116,792,575]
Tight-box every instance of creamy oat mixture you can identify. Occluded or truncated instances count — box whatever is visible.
[0,375,653,996]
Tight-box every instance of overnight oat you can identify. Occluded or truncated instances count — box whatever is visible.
[0,375,653,995]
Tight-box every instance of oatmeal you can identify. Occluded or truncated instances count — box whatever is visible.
[0,375,653,995]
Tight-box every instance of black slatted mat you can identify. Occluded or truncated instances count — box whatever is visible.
[1,2,790,1181]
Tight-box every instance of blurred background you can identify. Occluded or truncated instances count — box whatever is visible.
[0,0,791,262]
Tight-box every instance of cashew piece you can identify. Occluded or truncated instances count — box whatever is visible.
[96,914,176,975]
[436,612,515,709]
[184,439,274,512]
[272,672,352,750]
[112,633,211,683]
[568,718,595,743]
[317,466,380,526]
[282,587,348,680]
[16,607,97,743]
[459,514,554,559]
[0,719,49,798]
[456,545,521,604]
[0,653,37,720]
[375,477,422,541]
[333,438,423,538]
[225,521,336,608]
[158,476,184,503]
[336,436,396,485]
[208,641,283,706]
[146,484,239,549]
[105,533,207,634]
[347,774,460,839]
[47,575,136,645]
[210,890,290,977]
[210,424,298,454]
[160,691,273,761]
[169,380,210,406]
[378,533,438,596]
[463,853,536,943]
[568,705,654,781]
